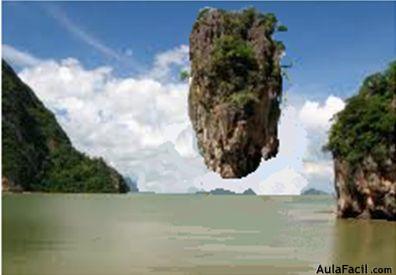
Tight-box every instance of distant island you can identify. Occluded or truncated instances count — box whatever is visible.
[300,188,329,195]
[196,188,256,195]
[2,60,129,193]
[242,188,257,195]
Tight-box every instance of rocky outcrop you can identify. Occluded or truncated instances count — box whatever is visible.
[334,157,395,220]
[188,8,285,178]
[328,61,396,220]
[2,60,129,193]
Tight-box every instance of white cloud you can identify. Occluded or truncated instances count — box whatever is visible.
[298,95,345,193]
[9,44,344,194]
[148,44,189,81]
[259,168,308,195]
[2,44,43,67]
[174,126,199,158]
[303,161,333,177]
[19,60,190,151]
[16,47,201,193]
[299,95,345,130]
[126,143,206,193]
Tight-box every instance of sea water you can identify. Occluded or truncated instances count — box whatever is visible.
[2,194,395,275]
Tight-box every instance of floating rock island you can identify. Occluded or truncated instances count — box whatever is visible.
[327,62,396,220]
[188,8,286,178]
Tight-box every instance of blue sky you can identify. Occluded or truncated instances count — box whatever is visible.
[2,2,395,193]
[3,1,395,100]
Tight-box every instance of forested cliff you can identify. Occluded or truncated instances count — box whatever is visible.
[2,60,129,193]
[327,62,396,220]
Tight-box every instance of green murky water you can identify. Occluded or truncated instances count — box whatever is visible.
[2,194,395,275]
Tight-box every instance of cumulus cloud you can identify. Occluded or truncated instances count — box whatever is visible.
[127,143,206,193]
[19,59,190,152]
[303,162,333,177]
[9,44,344,194]
[148,44,189,81]
[299,96,345,130]
[259,168,308,195]
[298,95,345,193]
[15,45,203,192]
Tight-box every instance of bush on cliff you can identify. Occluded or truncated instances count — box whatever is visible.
[327,61,396,169]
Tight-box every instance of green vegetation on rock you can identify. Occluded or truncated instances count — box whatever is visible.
[201,9,286,110]
[229,91,259,107]
[327,61,395,220]
[210,34,259,107]
[277,25,288,32]
[179,70,190,81]
[2,60,129,193]
[327,61,396,170]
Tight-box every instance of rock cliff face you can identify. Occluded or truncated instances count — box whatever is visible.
[328,62,396,220]
[188,8,285,178]
[333,157,395,220]
[2,60,129,193]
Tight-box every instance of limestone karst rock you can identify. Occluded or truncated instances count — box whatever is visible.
[327,61,396,220]
[188,8,285,178]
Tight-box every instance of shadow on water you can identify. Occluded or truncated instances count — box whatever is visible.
[330,218,396,266]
